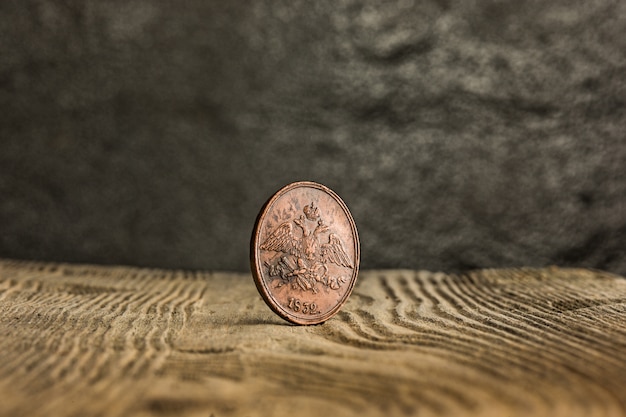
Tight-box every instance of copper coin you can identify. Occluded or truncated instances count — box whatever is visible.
[251,181,360,325]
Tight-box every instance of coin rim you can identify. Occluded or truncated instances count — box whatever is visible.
[250,181,360,325]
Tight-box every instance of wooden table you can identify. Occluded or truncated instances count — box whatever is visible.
[1,259,625,416]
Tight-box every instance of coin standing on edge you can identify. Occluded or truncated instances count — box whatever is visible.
[250,181,360,325]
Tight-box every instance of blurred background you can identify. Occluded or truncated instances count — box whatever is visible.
[0,0,625,274]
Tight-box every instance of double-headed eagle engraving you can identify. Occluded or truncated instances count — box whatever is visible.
[261,202,353,293]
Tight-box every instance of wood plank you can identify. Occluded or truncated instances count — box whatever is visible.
[0,259,625,417]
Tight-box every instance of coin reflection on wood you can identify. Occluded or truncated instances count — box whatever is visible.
[251,181,360,325]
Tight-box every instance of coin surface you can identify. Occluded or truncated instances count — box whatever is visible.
[251,181,360,325]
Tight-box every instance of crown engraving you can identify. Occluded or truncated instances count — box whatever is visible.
[303,202,319,221]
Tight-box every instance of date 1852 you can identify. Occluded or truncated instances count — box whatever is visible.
[287,297,319,314]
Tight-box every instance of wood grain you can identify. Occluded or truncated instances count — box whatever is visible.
[1,259,625,417]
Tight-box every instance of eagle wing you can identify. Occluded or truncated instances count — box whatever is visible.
[260,222,298,255]
[321,233,353,268]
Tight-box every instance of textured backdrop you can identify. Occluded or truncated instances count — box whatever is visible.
[1,0,625,274]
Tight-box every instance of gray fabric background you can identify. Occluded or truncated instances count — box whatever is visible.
[1,0,625,274]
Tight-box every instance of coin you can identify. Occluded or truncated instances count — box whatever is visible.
[251,181,360,325]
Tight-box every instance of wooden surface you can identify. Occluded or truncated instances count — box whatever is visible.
[1,259,626,417]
